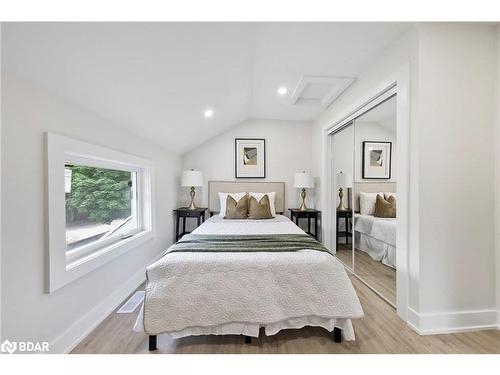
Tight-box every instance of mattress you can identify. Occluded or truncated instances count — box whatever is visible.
[134,214,364,340]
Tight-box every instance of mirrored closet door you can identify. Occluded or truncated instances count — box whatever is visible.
[352,95,397,306]
[333,95,397,307]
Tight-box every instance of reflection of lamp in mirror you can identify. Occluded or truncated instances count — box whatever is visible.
[294,171,314,211]
[336,171,352,211]
[181,169,203,210]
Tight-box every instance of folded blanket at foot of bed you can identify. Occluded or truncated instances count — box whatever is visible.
[164,233,333,255]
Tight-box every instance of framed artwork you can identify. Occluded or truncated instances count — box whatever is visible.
[362,141,392,179]
[234,138,266,178]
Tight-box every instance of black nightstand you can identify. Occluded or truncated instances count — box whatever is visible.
[288,208,320,240]
[336,209,353,250]
[174,207,208,241]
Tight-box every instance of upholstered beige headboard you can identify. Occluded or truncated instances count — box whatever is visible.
[352,182,397,212]
[208,181,285,214]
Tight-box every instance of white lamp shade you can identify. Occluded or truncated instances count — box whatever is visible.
[294,172,314,189]
[181,170,203,187]
[336,172,352,188]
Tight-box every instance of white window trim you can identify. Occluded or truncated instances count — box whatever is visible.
[46,133,155,293]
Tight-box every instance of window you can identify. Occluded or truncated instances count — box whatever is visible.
[64,164,140,263]
[47,133,154,292]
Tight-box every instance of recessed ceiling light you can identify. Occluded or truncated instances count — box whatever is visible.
[204,108,214,118]
[277,86,288,96]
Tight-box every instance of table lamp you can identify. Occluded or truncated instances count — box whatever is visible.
[294,171,314,211]
[181,169,203,210]
[336,171,352,211]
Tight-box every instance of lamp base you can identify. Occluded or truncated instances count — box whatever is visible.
[299,188,308,211]
[336,187,347,211]
[188,187,197,210]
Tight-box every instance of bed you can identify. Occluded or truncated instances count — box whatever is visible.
[134,181,363,350]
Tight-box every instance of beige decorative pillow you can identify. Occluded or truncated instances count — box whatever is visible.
[218,192,246,218]
[384,192,397,201]
[248,195,273,219]
[248,192,276,217]
[224,195,248,219]
[374,194,396,218]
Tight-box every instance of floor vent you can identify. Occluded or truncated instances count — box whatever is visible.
[117,291,145,314]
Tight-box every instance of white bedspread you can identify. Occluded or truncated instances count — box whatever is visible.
[134,215,363,340]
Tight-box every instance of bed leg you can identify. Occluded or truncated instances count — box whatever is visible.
[333,328,342,343]
[244,336,252,344]
[149,335,157,351]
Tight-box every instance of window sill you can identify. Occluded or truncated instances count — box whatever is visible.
[67,230,153,270]
[49,229,154,292]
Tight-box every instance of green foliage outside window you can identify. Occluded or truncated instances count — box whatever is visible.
[65,165,132,224]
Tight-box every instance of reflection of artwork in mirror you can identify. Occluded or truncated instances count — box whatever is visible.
[362,141,392,179]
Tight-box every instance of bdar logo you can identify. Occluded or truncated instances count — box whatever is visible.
[1,340,17,354]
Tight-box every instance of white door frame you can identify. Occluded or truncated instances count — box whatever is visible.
[322,63,412,322]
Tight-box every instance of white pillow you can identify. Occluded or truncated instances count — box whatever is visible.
[248,192,276,217]
[359,192,384,216]
[218,192,246,218]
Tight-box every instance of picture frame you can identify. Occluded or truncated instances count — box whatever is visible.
[362,141,392,179]
[234,138,266,178]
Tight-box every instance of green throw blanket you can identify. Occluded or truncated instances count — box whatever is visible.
[164,234,332,256]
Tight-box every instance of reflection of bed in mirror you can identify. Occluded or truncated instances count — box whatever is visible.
[353,182,396,268]
[352,182,397,305]
[354,214,395,268]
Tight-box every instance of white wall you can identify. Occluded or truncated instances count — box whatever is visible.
[416,24,497,324]
[1,73,181,352]
[312,24,500,333]
[181,119,313,212]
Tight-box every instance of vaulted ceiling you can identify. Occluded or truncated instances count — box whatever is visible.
[2,22,409,153]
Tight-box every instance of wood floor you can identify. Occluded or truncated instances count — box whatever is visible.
[72,276,500,354]
[336,246,396,306]
[336,244,353,268]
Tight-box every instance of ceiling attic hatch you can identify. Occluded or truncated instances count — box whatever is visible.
[289,75,355,108]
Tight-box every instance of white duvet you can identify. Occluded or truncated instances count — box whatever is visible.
[134,215,363,340]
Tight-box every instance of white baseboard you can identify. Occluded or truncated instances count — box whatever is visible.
[49,261,153,353]
[407,307,498,335]
[406,307,420,333]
